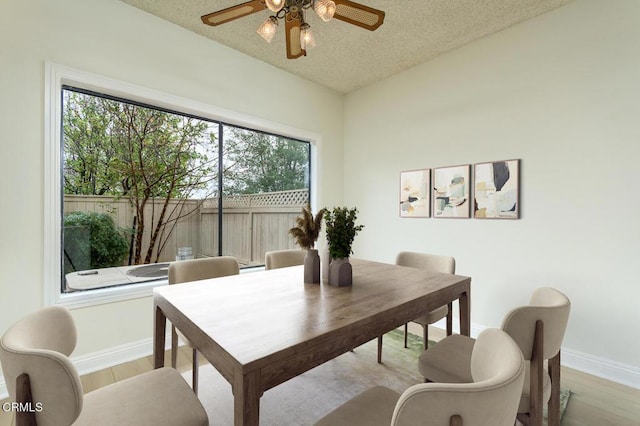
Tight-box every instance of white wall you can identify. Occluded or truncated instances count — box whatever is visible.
[0,0,344,359]
[344,0,639,384]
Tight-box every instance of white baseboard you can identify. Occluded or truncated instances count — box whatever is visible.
[2,324,638,400]
[562,347,640,390]
[72,338,155,378]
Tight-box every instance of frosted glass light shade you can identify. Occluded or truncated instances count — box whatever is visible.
[314,0,336,21]
[265,0,286,13]
[257,17,278,43]
[300,23,316,49]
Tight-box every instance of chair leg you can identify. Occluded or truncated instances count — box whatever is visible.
[516,413,530,426]
[548,350,562,426]
[404,323,409,348]
[530,320,544,426]
[423,324,429,351]
[16,373,36,426]
[446,302,453,336]
[171,325,178,368]
[377,335,383,364]
[192,348,199,395]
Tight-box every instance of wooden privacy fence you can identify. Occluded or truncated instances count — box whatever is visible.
[64,189,309,266]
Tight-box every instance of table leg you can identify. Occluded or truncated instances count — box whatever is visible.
[233,369,261,426]
[459,290,470,336]
[153,304,166,369]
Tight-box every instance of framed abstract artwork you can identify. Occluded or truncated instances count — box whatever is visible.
[474,159,520,219]
[432,165,471,218]
[400,169,430,217]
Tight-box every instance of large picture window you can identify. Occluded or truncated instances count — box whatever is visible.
[56,84,310,296]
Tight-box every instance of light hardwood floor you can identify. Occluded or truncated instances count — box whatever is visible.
[1,330,638,426]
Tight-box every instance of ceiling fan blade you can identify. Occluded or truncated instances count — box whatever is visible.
[201,0,266,26]
[332,0,385,31]
[285,12,306,59]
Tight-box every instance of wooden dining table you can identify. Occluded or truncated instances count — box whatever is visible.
[153,258,471,426]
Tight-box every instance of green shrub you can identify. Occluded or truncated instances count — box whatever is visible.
[63,211,129,274]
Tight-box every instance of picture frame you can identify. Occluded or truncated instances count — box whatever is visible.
[400,169,430,217]
[474,159,520,219]
[432,164,471,218]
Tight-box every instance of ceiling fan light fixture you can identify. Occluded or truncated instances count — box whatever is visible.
[265,0,286,13]
[201,0,385,59]
[257,16,279,43]
[300,23,316,49]
[314,0,336,22]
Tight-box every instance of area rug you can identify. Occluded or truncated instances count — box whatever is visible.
[186,330,570,425]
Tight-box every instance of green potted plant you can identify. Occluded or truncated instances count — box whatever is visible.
[289,205,326,283]
[324,207,365,287]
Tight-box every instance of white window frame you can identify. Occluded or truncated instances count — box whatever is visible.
[44,62,319,309]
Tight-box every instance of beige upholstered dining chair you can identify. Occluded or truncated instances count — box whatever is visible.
[0,306,208,426]
[419,287,571,426]
[264,249,306,270]
[169,256,239,394]
[377,251,456,363]
[315,328,525,426]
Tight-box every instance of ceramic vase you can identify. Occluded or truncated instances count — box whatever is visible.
[321,245,331,284]
[328,257,352,287]
[304,249,321,284]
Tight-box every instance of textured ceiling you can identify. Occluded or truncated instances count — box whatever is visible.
[119,0,572,93]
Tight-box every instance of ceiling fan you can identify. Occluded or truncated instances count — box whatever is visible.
[201,0,385,59]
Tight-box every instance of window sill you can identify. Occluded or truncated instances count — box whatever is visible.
[53,279,168,309]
